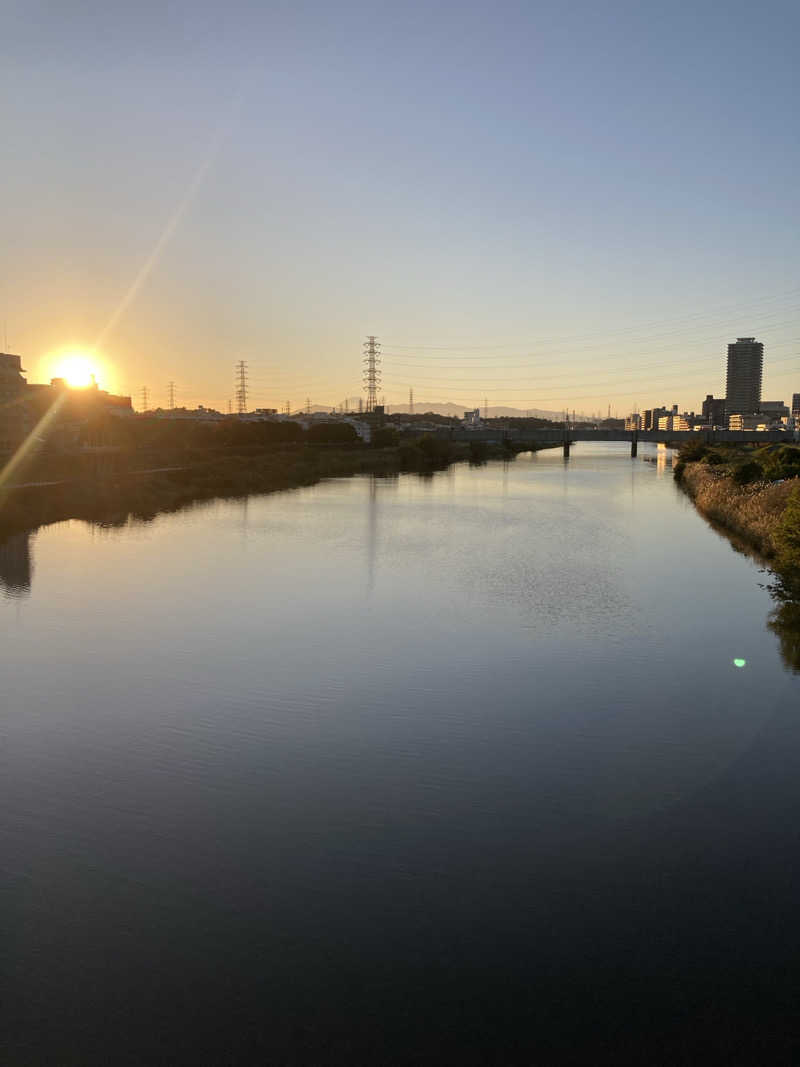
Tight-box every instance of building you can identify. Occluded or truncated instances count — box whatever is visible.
[0,353,29,452]
[462,409,482,428]
[760,400,789,420]
[725,337,763,416]
[702,394,726,426]
[624,413,642,431]
[0,359,133,454]
[792,393,800,419]
[642,407,668,431]
[728,413,778,431]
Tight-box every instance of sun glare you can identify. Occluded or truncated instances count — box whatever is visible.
[54,353,97,388]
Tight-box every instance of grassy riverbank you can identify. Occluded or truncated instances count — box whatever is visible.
[0,434,548,538]
[674,441,800,580]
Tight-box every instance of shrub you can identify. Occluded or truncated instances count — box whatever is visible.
[306,422,359,445]
[704,449,727,466]
[371,426,400,448]
[775,487,800,574]
[732,460,763,485]
[761,445,800,482]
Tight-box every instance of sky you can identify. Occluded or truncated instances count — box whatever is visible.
[2,0,799,415]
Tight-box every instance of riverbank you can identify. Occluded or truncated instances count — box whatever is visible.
[674,441,800,581]
[0,437,552,538]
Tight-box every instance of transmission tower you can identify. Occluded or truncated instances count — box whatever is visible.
[305,397,311,415]
[227,399,232,415]
[168,381,176,410]
[139,386,149,412]
[409,388,414,415]
[285,400,291,416]
[358,397,363,414]
[484,396,488,421]
[235,360,248,414]
[362,336,381,412]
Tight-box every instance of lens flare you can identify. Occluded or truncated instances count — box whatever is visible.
[733,658,747,668]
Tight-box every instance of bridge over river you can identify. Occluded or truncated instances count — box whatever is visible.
[451,426,793,458]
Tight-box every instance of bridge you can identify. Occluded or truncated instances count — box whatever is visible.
[451,427,794,458]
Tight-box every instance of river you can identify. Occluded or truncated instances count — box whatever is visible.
[2,442,799,1063]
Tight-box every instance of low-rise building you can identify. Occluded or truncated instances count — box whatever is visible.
[702,394,726,427]
[729,413,766,431]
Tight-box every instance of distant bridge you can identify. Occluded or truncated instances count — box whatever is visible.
[451,427,793,458]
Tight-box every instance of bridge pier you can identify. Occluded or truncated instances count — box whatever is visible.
[563,439,570,459]
[631,434,638,458]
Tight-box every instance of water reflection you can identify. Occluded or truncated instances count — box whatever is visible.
[767,577,800,674]
[640,444,673,477]
[366,475,378,595]
[0,530,33,598]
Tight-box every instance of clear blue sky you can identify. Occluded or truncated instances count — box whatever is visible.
[2,0,798,414]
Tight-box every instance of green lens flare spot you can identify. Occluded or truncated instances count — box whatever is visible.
[733,658,747,668]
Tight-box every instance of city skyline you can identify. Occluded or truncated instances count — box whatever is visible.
[3,2,799,413]
[5,324,795,422]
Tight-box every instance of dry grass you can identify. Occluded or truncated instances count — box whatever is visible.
[681,463,798,558]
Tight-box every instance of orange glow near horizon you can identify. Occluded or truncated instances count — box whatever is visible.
[45,351,104,389]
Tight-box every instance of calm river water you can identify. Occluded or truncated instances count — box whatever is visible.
[2,443,799,1064]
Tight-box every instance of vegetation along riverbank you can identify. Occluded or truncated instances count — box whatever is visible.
[674,440,800,672]
[674,441,800,579]
[0,415,554,538]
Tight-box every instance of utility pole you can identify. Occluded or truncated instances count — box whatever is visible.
[167,381,176,410]
[235,360,248,415]
[409,387,414,415]
[362,336,381,412]
[358,397,363,414]
[139,386,149,413]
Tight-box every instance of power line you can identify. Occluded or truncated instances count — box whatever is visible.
[379,349,800,401]
[381,283,800,351]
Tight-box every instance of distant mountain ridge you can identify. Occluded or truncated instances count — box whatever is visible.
[306,402,591,421]
[386,402,590,421]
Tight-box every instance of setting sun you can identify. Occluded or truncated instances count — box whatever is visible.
[53,353,97,388]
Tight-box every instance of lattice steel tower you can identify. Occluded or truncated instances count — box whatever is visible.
[362,336,381,413]
[235,360,248,414]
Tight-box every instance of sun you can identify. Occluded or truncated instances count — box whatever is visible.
[54,353,97,388]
